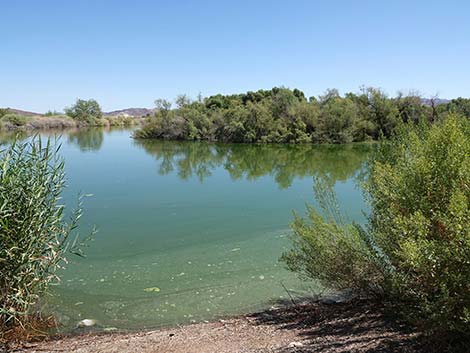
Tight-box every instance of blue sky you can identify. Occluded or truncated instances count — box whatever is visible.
[1,0,469,112]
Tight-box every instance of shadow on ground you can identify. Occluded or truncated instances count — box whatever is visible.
[250,300,467,353]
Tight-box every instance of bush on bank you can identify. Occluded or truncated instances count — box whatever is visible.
[282,114,470,335]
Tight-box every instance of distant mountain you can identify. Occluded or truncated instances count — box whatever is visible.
[3,108,42,116]
[103,108,154,117]
[1,107,154,118]
[421,98,451,106]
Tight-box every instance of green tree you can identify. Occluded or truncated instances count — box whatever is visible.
[154,98,172,114]
[65,98,102,123]
[315,96,360,143]
[393,91,428,124]
[445,97,470,117]
[361,87,400,138]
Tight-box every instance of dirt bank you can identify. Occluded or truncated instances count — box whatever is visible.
[7,300,451,353]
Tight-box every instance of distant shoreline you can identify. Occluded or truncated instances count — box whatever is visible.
[0,115,145,132]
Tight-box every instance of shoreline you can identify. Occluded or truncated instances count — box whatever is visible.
[11,300,442,353]
[0,116,145,132]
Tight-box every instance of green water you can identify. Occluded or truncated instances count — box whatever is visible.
[0,128,371,331]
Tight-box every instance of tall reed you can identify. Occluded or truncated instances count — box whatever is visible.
[0,137,90,341]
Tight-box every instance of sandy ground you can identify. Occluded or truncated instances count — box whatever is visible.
[7,301,463,353]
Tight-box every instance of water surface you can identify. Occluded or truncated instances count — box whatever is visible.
[0,128,370,330]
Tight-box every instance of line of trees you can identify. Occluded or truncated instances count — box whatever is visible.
[135,87,470,143]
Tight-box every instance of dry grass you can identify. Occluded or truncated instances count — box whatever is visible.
[1,314,56,345]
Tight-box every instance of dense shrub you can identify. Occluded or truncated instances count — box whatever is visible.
[26,115,77,130]
[0,138,90,340]
[0,109,9,119]
[135,87,465,144]
[282,114,470,334]
[0,113,30,127]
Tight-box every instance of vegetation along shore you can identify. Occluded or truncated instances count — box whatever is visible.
[1,89,469,353]
[3,1,470,351]
[3,87,470,145]
[134,87,469,144]
[0,100,148,131]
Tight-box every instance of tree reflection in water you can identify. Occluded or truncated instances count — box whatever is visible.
[134,140,372,188]
[67,128,104,152]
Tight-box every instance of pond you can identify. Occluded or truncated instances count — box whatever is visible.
[0,128,371,331]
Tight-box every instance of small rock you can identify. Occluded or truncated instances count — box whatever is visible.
[77,319,97,328]
[288,341,304,348]
[320,298,337,305]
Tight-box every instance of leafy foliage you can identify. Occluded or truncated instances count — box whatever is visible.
[135,87,466,143]
[0,109,31,128]
[0,113,30,127]
[369,115,470,332]
[282,114,470,334]
[64,99,103,123]
[0,109,10,119]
